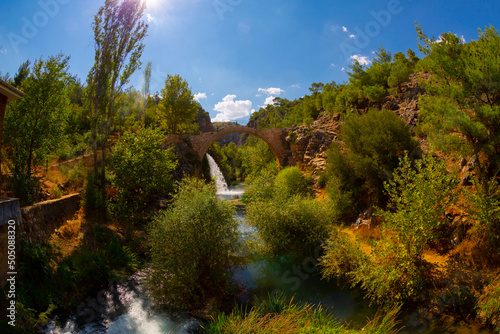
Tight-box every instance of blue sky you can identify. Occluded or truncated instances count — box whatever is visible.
[1,0,499,124]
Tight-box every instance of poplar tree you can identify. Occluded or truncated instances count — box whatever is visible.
[86,0,148,210]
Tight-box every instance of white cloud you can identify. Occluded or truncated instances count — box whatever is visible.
[290,84,301,89]
[194,92,207,101]
[331,63,336,67]
[350,54,371,65]
[263,96,277,107]
[342,26,348,32]
[0,48,7,54]
[212,94,253,122]
[147,14,155,22]
[341,67,345,72]
[349,34,356,39]
[436,33,466,44]
[258,87,284,96]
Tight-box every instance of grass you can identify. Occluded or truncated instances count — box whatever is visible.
[203,293,401,334]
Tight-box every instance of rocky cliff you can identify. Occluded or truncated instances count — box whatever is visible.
[284,73,428,180]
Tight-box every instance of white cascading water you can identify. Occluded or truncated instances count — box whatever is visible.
[206,153,245,199]
[207,153,229,193]
[44,275,199,334]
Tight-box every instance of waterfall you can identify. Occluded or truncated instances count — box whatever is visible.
[207,153,229,193]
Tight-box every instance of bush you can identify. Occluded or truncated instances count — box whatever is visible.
[108,127,177,224]
[465,177,500,263]
[321,154,457,305]
[325,143,361,221]
[146,178,239,310]
[13,172,38,205]
[319,228,368,282]
[477,274,500,331]
[325,109,418,217]
[274,166,311,198]
[247,196,332,261]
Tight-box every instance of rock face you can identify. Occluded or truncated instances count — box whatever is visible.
[385,73,429,129]
[196,106,215,133]
[284,113,341,180]
[284,73,428,180]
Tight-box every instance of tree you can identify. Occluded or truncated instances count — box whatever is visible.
[4,54,70,203]
[388,51,415,92]
[156,74,199,134]
[416,24,500,181]
[108,127,177,224]
[146,178,239,310]
[141,61,152,126]
[330,109,419,209]
[86,0,148,211]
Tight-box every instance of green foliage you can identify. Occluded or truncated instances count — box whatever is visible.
[322,154,457,305]
[17,240,56,311]
[204,293,401,334]
[238,137,278,182]
[363,154,456,303]
[379,154,458,261]
[246,167,331,261]
[87,0,148,214]
[83,169,107,215]
[325,109,418,217]
[416,24,500,180]
[274,166,311,198]
[146,178,239,310]
[477,274,500,331]
[465,177,500,257]
[247,195,332,261]
[156,74,199,134]
[108,127,177,223]
[4,54,70,203]
[320,228,368,282]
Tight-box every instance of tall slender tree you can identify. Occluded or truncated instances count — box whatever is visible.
[141,61,152,126]
[86,0,148,210]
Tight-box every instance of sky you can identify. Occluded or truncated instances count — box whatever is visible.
[1,0,500,124]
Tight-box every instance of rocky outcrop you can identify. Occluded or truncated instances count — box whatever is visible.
[284,73,429,181]
[196,107,215,133]
[384,73,429,128]
[284,113,341,179]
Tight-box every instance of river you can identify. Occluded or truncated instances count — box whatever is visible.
[45,156,494,333]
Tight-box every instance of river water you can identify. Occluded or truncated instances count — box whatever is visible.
[45,158,494,334]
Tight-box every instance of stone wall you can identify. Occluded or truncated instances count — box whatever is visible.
[0,198,22,288]
[19,193,81,245]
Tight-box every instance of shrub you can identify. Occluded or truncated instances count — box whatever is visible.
[341,109,419,205]
[465,177,500,263]
[146,178,239,310]
[325,109,418,218]
[477,274,500,331]
[247,196,332,261]
[108,127,177,224]
[321,154,457,305]
[325,143,361,221]
[319,228,368,282]
[274,166,311,198]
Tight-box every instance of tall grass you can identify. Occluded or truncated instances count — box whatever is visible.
[203,293,401,334]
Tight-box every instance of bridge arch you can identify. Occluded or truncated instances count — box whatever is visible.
[187,126,290,166]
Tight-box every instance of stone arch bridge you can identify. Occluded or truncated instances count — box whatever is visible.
[165,125,292,166]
